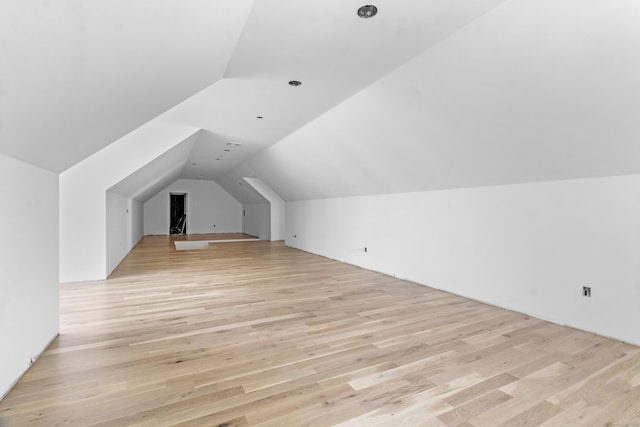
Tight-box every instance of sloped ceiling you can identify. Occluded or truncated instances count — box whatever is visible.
[0,0,252,172]
[220,0,640,200]
[107,133,198,203]
[3,0,640,203]
[167,0,508,182]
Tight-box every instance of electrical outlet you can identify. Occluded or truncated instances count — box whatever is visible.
[582,286,591,297]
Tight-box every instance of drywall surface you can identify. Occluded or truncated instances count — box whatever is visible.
[243,177,285,241]
[0,153,59,399]
[131,199,144,248]
[0,0,253,172]
[243,203,270,239]
[106,192,144,277]
[286,175,640,345]
[230,0,640,202]
[144,179,241,235]
[106,191,127,276]
[60,124,199,282]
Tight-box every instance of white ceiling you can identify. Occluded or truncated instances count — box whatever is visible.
[3,0,640,202]
[107,134,197,202]
[219,0,640,201]
[166,0,508,182]
[0,0,251,172]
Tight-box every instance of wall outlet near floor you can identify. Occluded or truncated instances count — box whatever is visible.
[582,286,592,297]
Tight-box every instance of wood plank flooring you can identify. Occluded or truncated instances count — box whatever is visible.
[1,235,640,426]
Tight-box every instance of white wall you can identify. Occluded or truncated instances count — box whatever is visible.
[286,174,640,346]
[60,123,199,282]
[144,179,242,235]
[243,203,270,239]
[131,198,144,248]
[106,191,127,276]
[106,192,144,277]
[271,199,285,242]
[243,177,285,241]
[0,153,59,399]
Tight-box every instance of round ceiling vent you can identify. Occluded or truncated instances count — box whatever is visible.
[357,5,377,18]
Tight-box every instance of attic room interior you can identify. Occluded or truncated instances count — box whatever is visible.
[1,0,640,425]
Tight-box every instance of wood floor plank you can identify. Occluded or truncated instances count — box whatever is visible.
[497,400,563,427]
[1,234,639,426]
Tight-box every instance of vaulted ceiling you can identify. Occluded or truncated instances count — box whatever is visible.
[2,0,640,202]
[0,0,251,172]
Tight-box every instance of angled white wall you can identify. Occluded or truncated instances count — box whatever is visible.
[0,153,59,399]
[243,203,271,240]
[243,177,285,241]
[60,124,200,282]
[287,174,640,346]
[215,173,271,240]
[144,179,242,236]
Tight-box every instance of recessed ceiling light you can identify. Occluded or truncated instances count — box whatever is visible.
[288,80,302,87]
[257,116,263,119]
[357,5,377,18]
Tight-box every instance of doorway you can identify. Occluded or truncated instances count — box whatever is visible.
[170,193,187,234]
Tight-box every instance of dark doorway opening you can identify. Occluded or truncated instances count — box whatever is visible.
[170,193,187,234]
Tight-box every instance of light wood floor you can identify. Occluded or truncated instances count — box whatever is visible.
[1,235,639,426]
